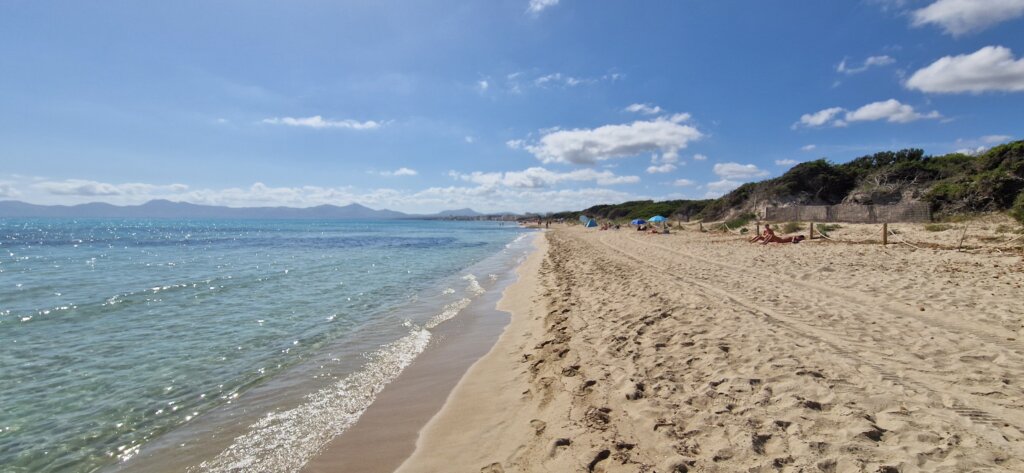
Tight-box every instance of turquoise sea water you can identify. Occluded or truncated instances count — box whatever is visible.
[0,218,531,472]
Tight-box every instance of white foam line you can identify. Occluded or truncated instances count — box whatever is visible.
[192,293,483,472]
[192,328,432,473]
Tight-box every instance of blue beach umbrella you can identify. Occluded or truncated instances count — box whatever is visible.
[649,215,667,222]
[631,219,646,225]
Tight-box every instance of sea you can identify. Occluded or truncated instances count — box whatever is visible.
[0,218,534,472]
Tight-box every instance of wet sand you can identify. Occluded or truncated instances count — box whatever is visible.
[303,235,541,473]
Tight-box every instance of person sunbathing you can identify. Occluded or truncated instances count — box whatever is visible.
[762,234,806,244]
[749,223,775,243]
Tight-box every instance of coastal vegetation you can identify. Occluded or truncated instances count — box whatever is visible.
[560,140,1024,224]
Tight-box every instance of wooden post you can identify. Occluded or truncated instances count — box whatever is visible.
[882,223,888,246]
[756,223,761,236]
[958,224,969,252]
[699,222,703,232]
[809,222,815,240]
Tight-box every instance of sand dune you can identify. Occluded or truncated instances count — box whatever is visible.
[397,226,1024,472]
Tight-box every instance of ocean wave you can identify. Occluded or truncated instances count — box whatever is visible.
[192,286,479,472]
[192,328,432,473]
[462,274,485,296]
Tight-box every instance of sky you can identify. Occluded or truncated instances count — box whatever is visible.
[1,0,1023,213]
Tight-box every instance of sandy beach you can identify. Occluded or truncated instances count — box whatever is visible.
[396,224,1024,472]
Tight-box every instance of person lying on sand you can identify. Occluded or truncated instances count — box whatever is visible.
[762,234,806,244]
[749,223,775,243]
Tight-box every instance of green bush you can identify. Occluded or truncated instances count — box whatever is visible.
[1011,192,1024,225]
[781,221,802,233]
[924,223,952,232]
[724,213,756,229]
[816,223,840,233]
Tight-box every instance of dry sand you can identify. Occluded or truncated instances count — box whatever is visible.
[396,223,1024,472]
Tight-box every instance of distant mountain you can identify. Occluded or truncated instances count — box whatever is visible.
[432,208,484,217]
[0,200,411,219]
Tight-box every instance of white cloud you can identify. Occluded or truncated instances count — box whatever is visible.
[34,179,189,196]
[713,163,769,180]
[646,164,677,174]
[534,73,590,87]
[955,146,988,156]
[7,175,666,214]
[692,153,708,161]
[464,136,475,143]
[500,70,617,94]
[449,167,639,189]
[527,0,560,14]
[673,178,696,187]
[796,100,940,128]
[705,179,743,198]
[0,182,21,198]
[795,107,844,128]
[624,103,663,115]
[837,55,896,74]
[912,0,1024,35]
[845,99,941,124]
[379,167,418,177]
[801,144,817,152]
[982,134,1012,144]
[477,80,489,92]
[517,114,703,165]
[775,159,799,166]
[906,46,1024,93]
[262,116,383,130]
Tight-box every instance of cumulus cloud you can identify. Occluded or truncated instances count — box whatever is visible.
[624,103,664,115]
[713,163,769,180]
[906,46,1024,93]
[795,107,845,128]
[34,180,189,196]
[692,153,708,161]
[796,99,940,127]
[449,167,639,189]
[477,80,489,92]
[379,167,418,177]
[836,55,896,74]
[673,178,696,187]
[527,0,560,14]
[801,144,817,152]
[844,99,941,124]
[705,179,743,198]
[517,114,703,165]
[262,116,383,130]
[775,159,799,166]
[912,0,1024,35]
[646,164,677,174]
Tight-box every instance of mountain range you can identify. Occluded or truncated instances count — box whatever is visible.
[0,199,488,220]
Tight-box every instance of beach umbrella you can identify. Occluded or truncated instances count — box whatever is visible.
[631,219,646,225]
[649,215,667,222]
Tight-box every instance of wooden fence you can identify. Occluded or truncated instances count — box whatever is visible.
[764,202,931,223]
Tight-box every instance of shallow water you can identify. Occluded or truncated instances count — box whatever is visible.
[0,218,529,472]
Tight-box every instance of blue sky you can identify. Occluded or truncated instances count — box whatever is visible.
[1,0,1022,213]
